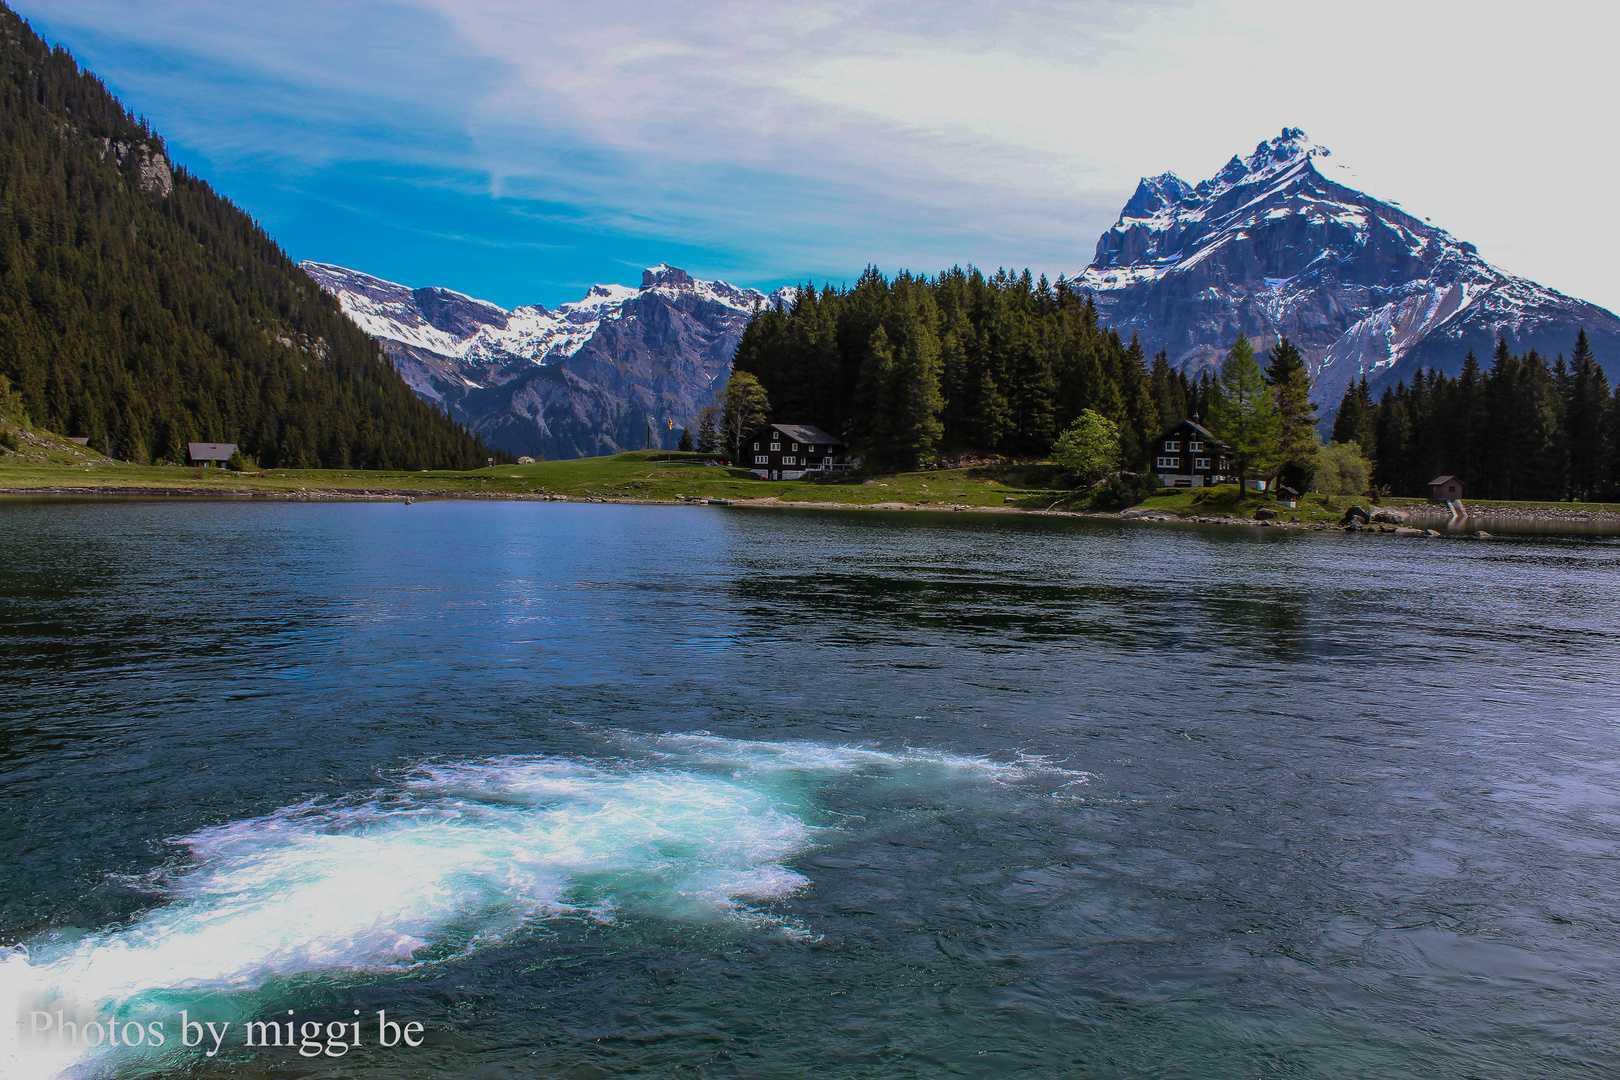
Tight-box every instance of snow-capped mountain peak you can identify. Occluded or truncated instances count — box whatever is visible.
[1073,127,1620,407]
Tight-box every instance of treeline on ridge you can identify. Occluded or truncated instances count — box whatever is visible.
[732,266,1210,470]
[0,4,501,469]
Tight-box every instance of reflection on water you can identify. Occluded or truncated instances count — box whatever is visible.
[3,501,1620,1078]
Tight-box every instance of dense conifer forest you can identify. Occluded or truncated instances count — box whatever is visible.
[736,267,1620,502]
[1334,331,1618,501]
[733,266,1208,470]
[0,5,500,468]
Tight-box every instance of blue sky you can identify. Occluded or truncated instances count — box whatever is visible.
[18,1,1618,313]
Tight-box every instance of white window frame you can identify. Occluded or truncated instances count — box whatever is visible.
[752,441,759,450]
[1155,456,1179,469]
[754,455,768,464]
[1164,440,1180,451]
[1194,457,1211,470]
[1189,440,1203,452]
[770,442,781,451]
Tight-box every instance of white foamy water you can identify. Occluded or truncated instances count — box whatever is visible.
[2,737,1035,1078]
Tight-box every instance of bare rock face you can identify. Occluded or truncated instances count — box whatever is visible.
[302,261,792,459]
[99,137,172,196]
[1076,128,1620,409]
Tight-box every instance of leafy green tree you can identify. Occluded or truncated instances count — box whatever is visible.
[1265,338,1318,490]
[1208,337,1280,492]
[720,371,771,462]
[1313,441,1372,495]
[1052,409,1121,486]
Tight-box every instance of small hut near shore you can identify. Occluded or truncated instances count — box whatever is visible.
[1428,475,1464,502]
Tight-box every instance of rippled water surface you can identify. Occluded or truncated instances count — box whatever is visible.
[3,500,1620,1079]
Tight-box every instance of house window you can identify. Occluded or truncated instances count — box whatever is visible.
[1155,456,1179,469]
[1164,440,1180,451]
[823,456,831,464]
[791,442,799,451]
[783,456,797,465]
[752,441,759,450]
[770,442,781,451]
[1218,459,1230,471]
[754,455,768,464]
[1194,457,1211,469]
[1189,440,1204,452]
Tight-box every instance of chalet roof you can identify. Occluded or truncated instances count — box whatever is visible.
[187,442,237,461]
[1428,475,1460,486]
[768,423,846,447]
[1157,419,1226,446]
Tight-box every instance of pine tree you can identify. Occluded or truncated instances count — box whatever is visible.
[677,427,694,452]
[695,406,720,454]
[1566,329,1611,499]
[1208,337,1280,493]
[1265,337,1318,491]
[1148,350,1187,430]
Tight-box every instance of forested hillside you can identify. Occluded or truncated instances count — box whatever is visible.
[0,5,499,468]
[733,266,1205,469]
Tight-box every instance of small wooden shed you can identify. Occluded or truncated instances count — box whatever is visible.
[188,442,237,467]
[1428,475,1464,501]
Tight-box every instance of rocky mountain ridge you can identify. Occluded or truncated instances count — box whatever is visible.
[301,262,792,459]
[1076,128,1620,407]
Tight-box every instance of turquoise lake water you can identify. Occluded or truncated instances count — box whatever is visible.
[3,500,1619,1078]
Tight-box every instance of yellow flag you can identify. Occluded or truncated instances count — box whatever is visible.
[668,419,674,430]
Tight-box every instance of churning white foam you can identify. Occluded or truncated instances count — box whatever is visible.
[2,735,1048,1078]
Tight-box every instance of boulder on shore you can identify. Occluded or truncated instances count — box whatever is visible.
[1370,508,1408,524]
[1254,507,1279,520]
[1342,505,1371,524]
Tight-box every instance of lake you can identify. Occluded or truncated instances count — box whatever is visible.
[3,500,1619,1079]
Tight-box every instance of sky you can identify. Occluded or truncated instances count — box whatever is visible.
[17,0,1620,313]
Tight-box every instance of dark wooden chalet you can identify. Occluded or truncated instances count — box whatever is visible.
[1149,420,1232,487]
[747,424,848,480]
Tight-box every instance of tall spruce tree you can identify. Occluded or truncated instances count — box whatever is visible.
[695,406,720,454]
[1566,329,1611,499]
[1208,337,1280,493]
[1265,337,1318,491]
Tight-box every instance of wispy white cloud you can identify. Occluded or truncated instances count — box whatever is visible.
[18,0,1620,312]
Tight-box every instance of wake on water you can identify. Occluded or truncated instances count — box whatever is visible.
[2,733,1067,1078]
